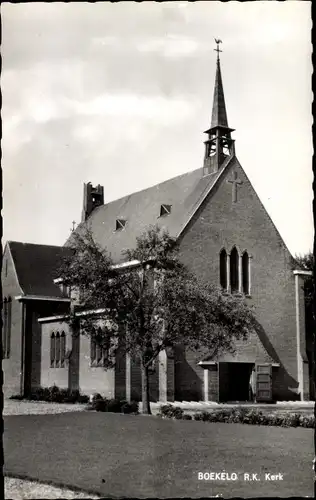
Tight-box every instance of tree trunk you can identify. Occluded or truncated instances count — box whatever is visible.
[141,359,151,415]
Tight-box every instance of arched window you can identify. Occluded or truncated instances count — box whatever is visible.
[219,249,227,290]
[50,333,55,367]
[60,331,66,367]
[55,332,60,367]
[242,252,249,295]
[230,247,239,293]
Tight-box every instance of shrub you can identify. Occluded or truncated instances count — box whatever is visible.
[213,410,232,422]
[29,387,51,401]
[299,415,315,428]
[200,411,211,422]
[90,393,103,403]
[77,394,89,404]
[159,404,184,419]
[193,412,203,421]
[48,385,60,402]
[183,414,192,420]
[121,401,139,414]
[95,399,107,412]
[107,399,123,413]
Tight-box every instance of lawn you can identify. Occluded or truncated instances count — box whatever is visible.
[4,412,314,498]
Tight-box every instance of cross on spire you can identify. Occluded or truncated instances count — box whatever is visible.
[227,171,243,203]
[71,220,76,232]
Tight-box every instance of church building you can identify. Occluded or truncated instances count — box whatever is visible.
[2,47,313,403]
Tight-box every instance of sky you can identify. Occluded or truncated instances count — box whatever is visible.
[2,1,313,257]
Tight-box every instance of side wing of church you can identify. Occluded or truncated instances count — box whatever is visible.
[2,49,313,402]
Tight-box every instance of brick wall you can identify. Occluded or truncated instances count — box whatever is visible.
[178,158,300,401]
[208,365,219,402]
[79,332,115,398]
[174,346,204,401]
[2,245,24,397]
[115,347,127,400]
[41,321,70,389]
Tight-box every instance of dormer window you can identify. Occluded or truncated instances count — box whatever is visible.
[116,219,126,231]
[160,204,172,217]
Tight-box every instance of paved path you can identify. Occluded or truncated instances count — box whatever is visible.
[5,476,100,499]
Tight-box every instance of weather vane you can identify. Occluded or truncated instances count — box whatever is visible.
[214,38,223,57]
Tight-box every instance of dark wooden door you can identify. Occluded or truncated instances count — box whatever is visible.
[255,363,272,402]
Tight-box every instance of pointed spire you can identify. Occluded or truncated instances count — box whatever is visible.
[202,39,235,177]
[211,40,228,128]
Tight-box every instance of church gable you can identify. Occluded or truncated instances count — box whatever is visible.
[179,156,294,280]
[178,156,299,396]
[2,242,23,296]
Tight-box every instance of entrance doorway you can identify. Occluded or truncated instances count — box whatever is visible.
[219,362,254,402]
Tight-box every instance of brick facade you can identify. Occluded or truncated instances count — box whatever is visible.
[2,245,24,396]
[178,158,303,401]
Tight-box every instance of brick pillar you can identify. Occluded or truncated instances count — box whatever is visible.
[158,349,175,402]
[126,352,131,403]
[294,271,311,401]
[208,364,219,402]
[204,369,209,402]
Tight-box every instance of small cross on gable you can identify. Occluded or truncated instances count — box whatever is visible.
[227,171,243,203]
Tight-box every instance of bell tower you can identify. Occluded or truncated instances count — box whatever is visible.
[203,40,235,176]
[81,182,104,222]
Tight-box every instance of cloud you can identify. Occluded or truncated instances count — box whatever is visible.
[137,35,200,58]
[70,93,198,125]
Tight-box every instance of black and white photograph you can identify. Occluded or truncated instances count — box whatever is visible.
[1,1,314,498]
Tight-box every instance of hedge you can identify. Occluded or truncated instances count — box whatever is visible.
[10,386,89,404]
[157,405,314,428]
[89,394,139,414]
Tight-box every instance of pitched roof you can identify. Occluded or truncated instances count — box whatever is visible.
[69,156,233,263]
[8,241,73,298]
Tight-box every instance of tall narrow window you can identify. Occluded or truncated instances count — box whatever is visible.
[2,298,7,359]
[220,250,227,289]
[55,332,60,367]
[242,252,249,295]
[230,247,239,293]
[90,328,96,364]
[6,297,12,358]
[60,331,66,367]
[50,333,55,367]
[96,327,103,365]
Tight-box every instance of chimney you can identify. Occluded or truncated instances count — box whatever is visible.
[81,182,104,222]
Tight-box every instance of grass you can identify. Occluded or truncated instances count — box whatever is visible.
[4,412,314,498]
